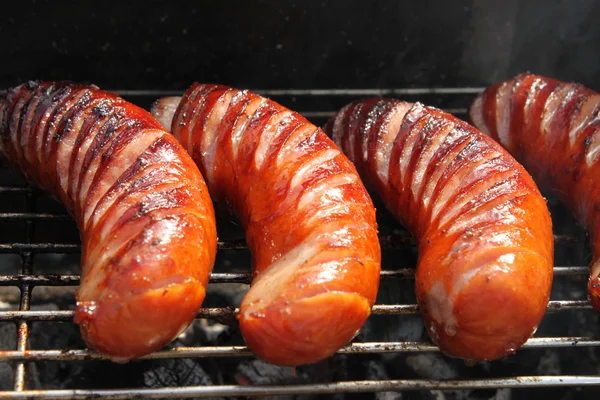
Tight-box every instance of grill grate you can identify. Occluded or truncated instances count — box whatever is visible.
[0,87,599,398]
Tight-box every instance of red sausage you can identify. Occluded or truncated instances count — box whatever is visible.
[151,84,381,366]
[323,98,554,361]
[0,81,217,361]
[470,72,600,311]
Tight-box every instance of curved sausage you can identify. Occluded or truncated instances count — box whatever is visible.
[470,72,600,311]
[0,81,217,361]
[323,98,554,361]
[151,84,381,366]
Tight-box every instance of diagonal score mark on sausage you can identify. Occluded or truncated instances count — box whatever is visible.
[0,81,218,362]
[323,98,554,361]
[151,84,381,367]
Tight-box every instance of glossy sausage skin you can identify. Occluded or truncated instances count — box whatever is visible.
[151,84,381,366]
[323,99,554,361]
[0,81,217,361]
[470,73,600,311]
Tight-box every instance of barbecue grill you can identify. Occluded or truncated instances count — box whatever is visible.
[2,1,600,399]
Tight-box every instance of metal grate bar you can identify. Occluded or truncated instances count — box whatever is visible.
[0,233,585,254]
[0,266,590,287]
[301,108,468,119]
[0,300,592,322]
[13,277,31,392]
[0,376,598,399]
[0,187,32,194]
[0,243,81,253]
[0,240,251,253]
[0,337,598,362]
[13,192,36,391]
[0,235,410,253]
[110,87,486,97]
[0,213,70,221]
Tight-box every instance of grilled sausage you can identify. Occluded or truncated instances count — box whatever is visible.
[151,84,381,366]
[323,98,554,361]
[470,72,600,311]
[0,81,217,361]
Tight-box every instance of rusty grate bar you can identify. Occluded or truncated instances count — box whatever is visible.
[0,243,81,253]
[0,234,585,254]
[13,191,36,391]
[0,213,71,221]
[0,300,592,322]
[299,109,468,119]
[0,187,33,194]
[0,337,599,362]
[0,236,408,253]
[112,87,486,97]
[0,232,416,252]
[0,266,590,287]
[0,376,599,399]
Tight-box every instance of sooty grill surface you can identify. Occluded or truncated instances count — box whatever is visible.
[0,87,599,399]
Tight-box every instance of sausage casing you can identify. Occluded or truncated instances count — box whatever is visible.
[0,81,217,361]
[324,98,554,361]
[151,84,381,366]
[470,72,600,310]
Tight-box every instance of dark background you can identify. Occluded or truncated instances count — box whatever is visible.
[1,0,599,91]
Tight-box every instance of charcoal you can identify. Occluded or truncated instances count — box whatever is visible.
[236,360,306,386]
[358,279,425,364]
[25,304,86,389]
[535,350,560,375]
[420,391,470,400]
[357,313,424,346]
[409,389,508,400]
[427,391,446,400]
[366,361,402,400]
[24,362,42,390]
[466,388,511,400]
[143,358,215,388]
[0,361,13,390]
[0,254,21,274]
[187,279,247,349]
[28,304,86,350]
[204,282,248,309]
[60,337,217,392]
[194,319,229,343]
[569,307,600,337]
[62,361,147,390]
[0,324,15,390]
[492,389,511,400]
[187,310,246,351]
[171,320,222,347]
[406,389,470,400]
[405,354,459,380]
[328,353,355,382]
[0,286,20,308]
[0,323,16,350]
[30,287,76,309]
[33,253,80,274]
[404,355,472,400]
[235,360,318,400]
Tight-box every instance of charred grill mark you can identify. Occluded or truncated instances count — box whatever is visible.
[68,99,117,203]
